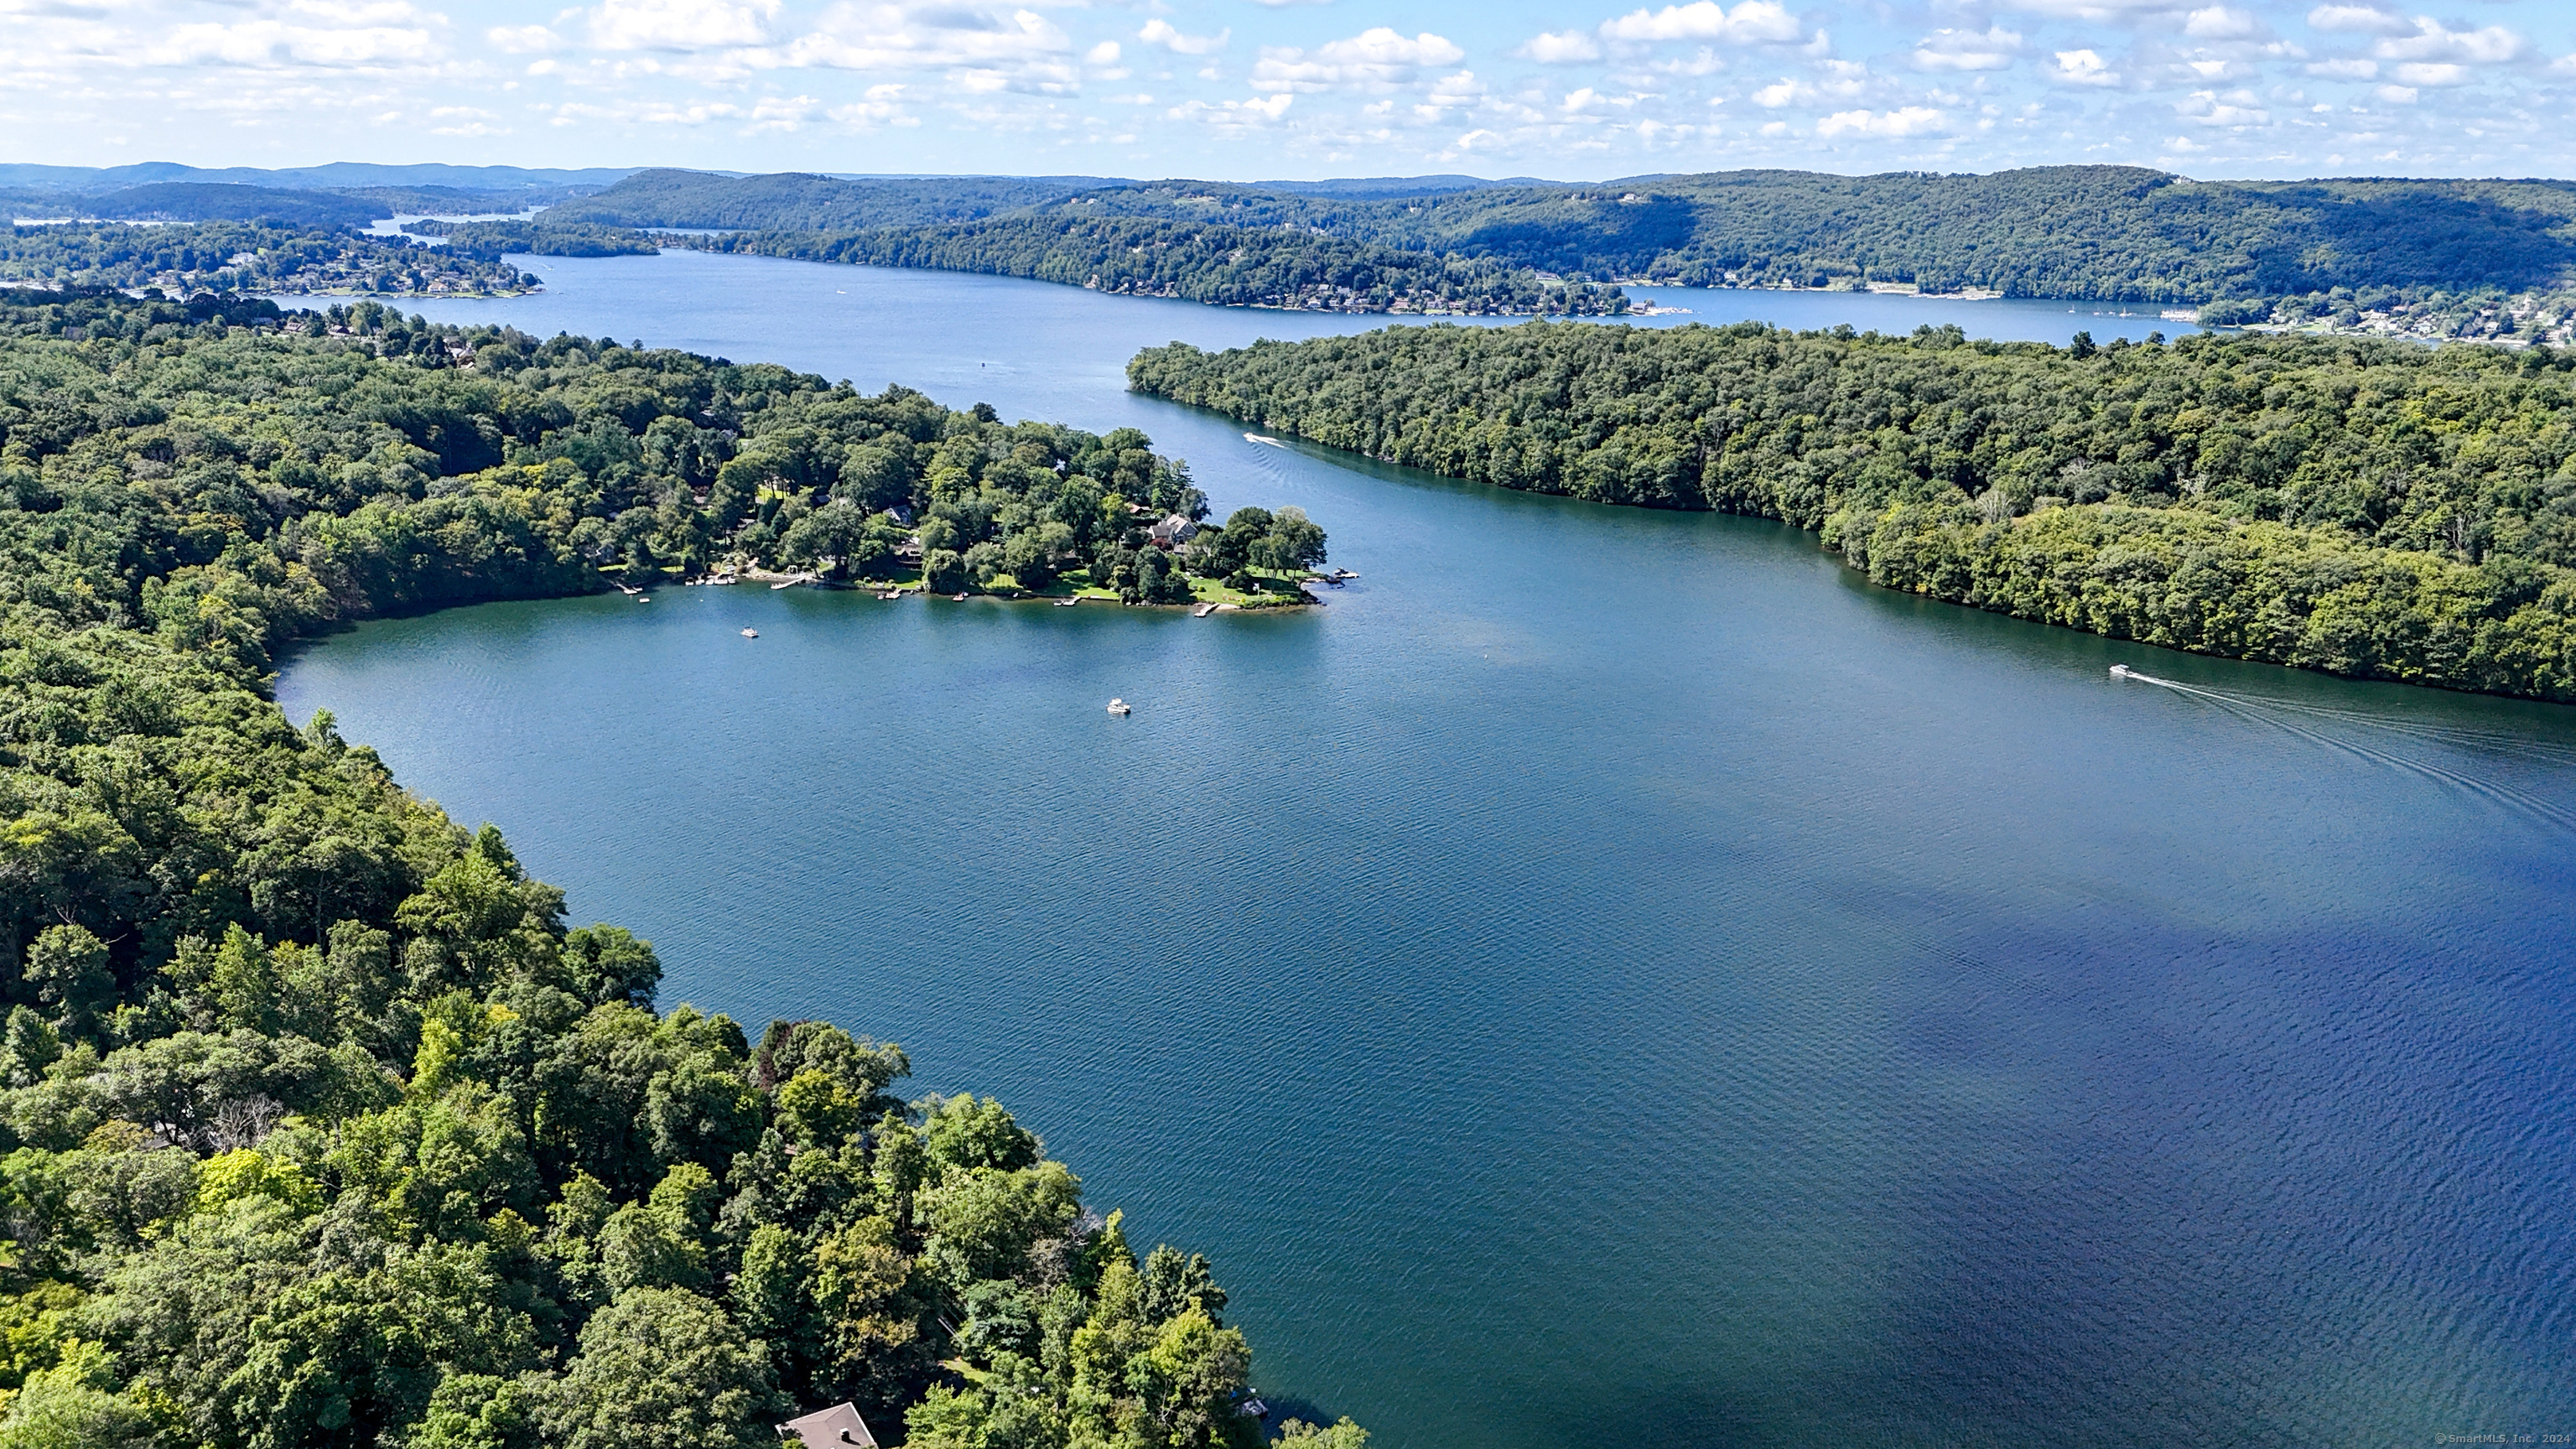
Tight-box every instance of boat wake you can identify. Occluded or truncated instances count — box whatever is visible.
[2108,664,2576,832]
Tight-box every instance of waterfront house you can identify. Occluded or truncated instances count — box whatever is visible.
[777,1403,878,1447]
[1150,513,1200,546]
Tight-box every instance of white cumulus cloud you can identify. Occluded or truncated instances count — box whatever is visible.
[1137,19,1227,56]
[1166,91,1291,132]
[2305,4,2409,34]
[1816,105,1945,137]
[2183,7,2259,39]
[2372,18,2523,65]
[1914,25,2021,71]
[486,23,558,52]
[1599,1,1801,45]
[2049,48,2118,85]
[1517,29,1602,63]
[2176,86,2268,123]
[588,0,778,51]
[766,1,1079,96]
[151,7,444,68]
[1252,28,1463,92]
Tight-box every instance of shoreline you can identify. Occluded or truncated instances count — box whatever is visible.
[699,567,1322,610]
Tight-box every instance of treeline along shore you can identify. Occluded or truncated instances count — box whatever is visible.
[1130,321,2576,702]
[0,287,1360,1448]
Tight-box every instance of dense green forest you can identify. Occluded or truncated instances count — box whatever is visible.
[1131,322,2576,701]
[548,170,1123,232]
[15,165,2573,329]
[689,216,1628,317]
[0,180,604,228]
[0,222,544,299]
[2,185,385,230]
[558,165,2576,314]
[419,221,662,263]
[0,287,1358,1446]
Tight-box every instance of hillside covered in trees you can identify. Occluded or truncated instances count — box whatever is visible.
[0,288,1358,1447]
[1131,321,2576,702]
[558,166,2576,317]
[0,221,546,299]
[692,215,1630,317]
[544,170,1124,233]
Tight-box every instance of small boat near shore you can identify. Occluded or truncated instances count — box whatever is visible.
[1106,698,1131,715]
[1244,433,1285,447]
[1055,598,1079,607]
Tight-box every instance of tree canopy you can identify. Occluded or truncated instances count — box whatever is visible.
[547,164,2576,319]
[0,287,1311,1448]
[1132,320,2576,701]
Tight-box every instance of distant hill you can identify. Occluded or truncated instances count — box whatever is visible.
[1251,175,1551,198]
[12,161,2567,306]
[580,164,2576,304]
[0,162,636,194]
[77,184,387,228]
[548,169,1132,231]
[1597,167,2576,300]
[3,176,609,228]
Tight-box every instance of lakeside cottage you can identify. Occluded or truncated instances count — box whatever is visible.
[777,1403,878,1447]
[1150,512,1200,546]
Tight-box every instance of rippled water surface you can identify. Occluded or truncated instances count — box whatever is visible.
[278,254,2576,1447]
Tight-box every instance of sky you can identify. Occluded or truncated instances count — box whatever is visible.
[3,0,2573,181]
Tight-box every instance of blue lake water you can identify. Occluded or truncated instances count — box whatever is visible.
[278,252,2576,1447]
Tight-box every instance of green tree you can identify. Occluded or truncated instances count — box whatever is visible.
[540,1287,786,1449]
[0,1342,162,1449]
[1274,1418,1369,1448]
[23,927,112,1041]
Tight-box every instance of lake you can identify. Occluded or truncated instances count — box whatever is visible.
[278,252,2576,1447]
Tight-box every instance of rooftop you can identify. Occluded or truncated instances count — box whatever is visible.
[777,1404,878,1449]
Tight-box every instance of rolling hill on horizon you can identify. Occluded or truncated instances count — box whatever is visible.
[558,164,2576,304]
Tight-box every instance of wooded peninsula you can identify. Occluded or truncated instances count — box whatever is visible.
[0,287,1358,1448]
[1130,320,2576,702]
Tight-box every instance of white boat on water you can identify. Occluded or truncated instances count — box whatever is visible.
[1106,698,1131,715]
[1244,433,1285,447]
[2110,664,2135,679]
[740,628,758,638]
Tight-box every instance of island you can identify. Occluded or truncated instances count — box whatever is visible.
[0,285,1363,1449]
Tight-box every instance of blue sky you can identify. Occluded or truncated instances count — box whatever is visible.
[3,0,2572,180]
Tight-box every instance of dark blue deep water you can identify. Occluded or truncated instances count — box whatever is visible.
[277,253,2576,1447]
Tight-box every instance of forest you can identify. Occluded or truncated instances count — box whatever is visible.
[686,216,1629,317]
[545,170,1120,233]
[0,287,1358,1447]
[0,222,544,299]
[1130,320,2576,702]
[12,165,2575,332]
[559,165,2576,313]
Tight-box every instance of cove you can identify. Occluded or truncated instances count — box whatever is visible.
[278,252,2576,1446]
